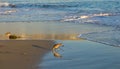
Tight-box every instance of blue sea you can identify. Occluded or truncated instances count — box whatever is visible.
[0,0,120,46]
[1,0,120,69]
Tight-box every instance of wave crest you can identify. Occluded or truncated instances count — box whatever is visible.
[62,13,113,23]
[0,2,15,7]
[0,10,17,15]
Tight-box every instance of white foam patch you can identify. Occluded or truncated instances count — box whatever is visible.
[0,2,15,7]
[62,13,112,22]
[0,10,17,15]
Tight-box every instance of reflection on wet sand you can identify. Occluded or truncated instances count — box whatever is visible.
[24,34,84,40]
[0,33,85,40]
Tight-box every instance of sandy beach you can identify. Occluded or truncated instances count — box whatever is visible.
[0,40,55,69]
[0,21,119,69]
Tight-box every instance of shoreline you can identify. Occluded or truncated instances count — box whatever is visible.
[0,40,55,69]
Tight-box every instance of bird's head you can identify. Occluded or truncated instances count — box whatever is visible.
[57,43,64,47]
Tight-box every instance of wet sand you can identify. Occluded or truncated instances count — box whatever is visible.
[0,21,115,69]
[0,40,55,69]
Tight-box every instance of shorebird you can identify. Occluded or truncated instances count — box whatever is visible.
[5,32,21,39]
[52,43,64,51]
[52,43,64,58]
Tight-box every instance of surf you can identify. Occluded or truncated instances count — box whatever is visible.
[0,2,15,7]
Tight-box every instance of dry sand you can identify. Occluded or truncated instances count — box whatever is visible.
[0,40,55,69]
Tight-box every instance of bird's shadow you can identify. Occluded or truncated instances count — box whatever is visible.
[32,45,49,50]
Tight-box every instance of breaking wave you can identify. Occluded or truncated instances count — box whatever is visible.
[0,10,17,15]
[0,2,15,7]
[62,13,115,23]
[62,13,115,22]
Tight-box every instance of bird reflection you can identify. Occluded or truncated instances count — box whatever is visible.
[52,43,64,58]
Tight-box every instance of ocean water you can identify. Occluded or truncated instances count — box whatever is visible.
[1,0,120,68]
[0,0,120,46]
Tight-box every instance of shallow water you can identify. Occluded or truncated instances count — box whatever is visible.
[40,40,120,69]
